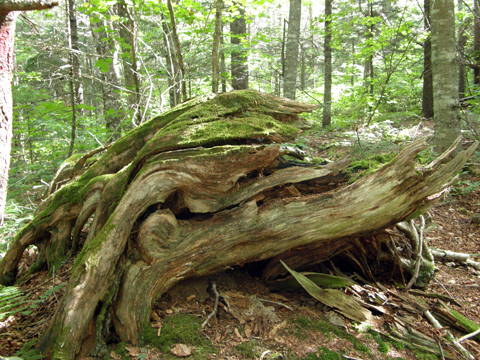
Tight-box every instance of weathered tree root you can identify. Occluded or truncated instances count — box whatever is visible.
[0,91,477,359]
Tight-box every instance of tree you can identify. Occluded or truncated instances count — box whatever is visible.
[0,0,59,224]
[0,91,476,359]
[90,14,124,139]
[322,0,332,127]
[212,0,223,93]
[474,0,480,85]
[167,0,187,102]
[431,0,461,152]
[231,2,248,90]
[117,0,141,124]
[283,0,301,100]
[422,0,434,118]
[66,0,84,157]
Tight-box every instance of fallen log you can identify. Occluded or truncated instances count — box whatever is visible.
[0,90,477,359]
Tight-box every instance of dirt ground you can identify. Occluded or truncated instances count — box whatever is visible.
[1,164,480,360]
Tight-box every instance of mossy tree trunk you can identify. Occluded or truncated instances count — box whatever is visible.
[0,90,476,359]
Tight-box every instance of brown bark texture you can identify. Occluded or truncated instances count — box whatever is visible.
[0,91,477,359]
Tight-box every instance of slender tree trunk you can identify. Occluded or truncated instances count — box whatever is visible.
[212,0,222,93]
[220,22,226,93]
[422,0,434,118]
[0,12,17,224]
[166,0,187,102]
[457,0,467,98]
[117,0,141,124]
[431,0,461,152]
[161,17,181,108]
[322,0,332,127]
[300,50,305,91]
[66,0,83,156]
[283,0,301,100]
[90,18,124,139]
[364,2,374,96]
[474,0,480,85]
[230,3,248,90]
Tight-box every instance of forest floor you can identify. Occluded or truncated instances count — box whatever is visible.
[1,129,480,360]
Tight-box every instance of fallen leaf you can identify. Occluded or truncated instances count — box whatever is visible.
[110,350,122,360]
[170,343,195,357]
[125,345,141,357]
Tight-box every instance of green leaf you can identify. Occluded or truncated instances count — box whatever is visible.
[280,261,371,323]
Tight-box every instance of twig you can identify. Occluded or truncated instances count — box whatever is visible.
[458,328,480,343]
[434,279,456,299]
[424,310,474,360]
[258,298,294,312]
[202,282,219,328]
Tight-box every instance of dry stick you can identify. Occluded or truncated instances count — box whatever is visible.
[405,216,425,290]
[202,282,219,329]
[458,328,480,343]
[258,298,294,312]
[424,310,474,360]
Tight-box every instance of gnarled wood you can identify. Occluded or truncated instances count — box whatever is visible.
[0,90,477,359]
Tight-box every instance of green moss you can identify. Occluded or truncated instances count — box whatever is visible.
[140,313,212,354]
[390,340,405,350]
[114,342,130,360]
[377,342,389,354]
[235,340,260,359]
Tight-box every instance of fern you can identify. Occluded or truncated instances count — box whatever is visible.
[15,339,45,360]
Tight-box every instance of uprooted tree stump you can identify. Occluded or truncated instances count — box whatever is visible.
[0,90,477,359]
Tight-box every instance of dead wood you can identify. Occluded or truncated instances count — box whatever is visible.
[0,90,477,359]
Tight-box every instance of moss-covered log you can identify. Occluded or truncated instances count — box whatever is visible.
[0,90,477,359]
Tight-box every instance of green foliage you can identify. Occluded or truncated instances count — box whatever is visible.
[0,284,65,322]
[451,177,480,196]
[15,339,45,360]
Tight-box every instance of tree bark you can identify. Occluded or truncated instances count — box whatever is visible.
[231,3,249,90]
[422,0,434,118]
[212,0,222,93]
[117,0,141,124]
[431,0,461,152]
[0,91,476,359]
[65,0,83,157]
[474,0,480,85]
[283,0,301,100]
[166,0,187,102]
[90,16,124,139]
[322,0,332,127]
[0,0,58,224]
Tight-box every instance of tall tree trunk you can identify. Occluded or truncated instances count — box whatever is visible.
[422,0,434,118]
[474,0,480,85]
[283,0,301,100]
[0,12,17,224]
[457,0,467,98]
[431,0,461,152]
[0,1,58,223]
[166,0,187,102]
[212,0,222,93]
[220,21,226,93]
[322,0,332,127]
[117,0,141,125]
[230,3,248,90]
[90,18,124,140]
[66,0,83,157]
[162,17,181,108]
[364,2,374,96]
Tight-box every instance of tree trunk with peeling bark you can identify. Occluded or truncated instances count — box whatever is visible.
[0,90,477,359]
